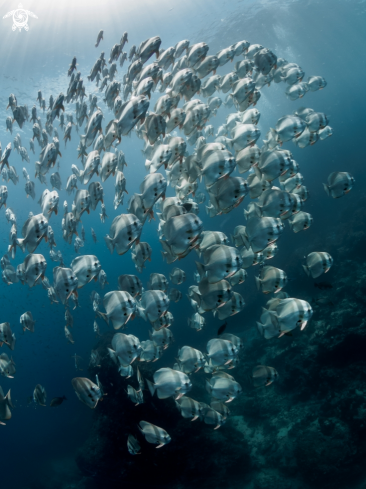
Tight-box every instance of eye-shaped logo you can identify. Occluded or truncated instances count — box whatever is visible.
[3,3,38,31]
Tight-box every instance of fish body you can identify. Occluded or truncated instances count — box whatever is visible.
[147,367,191,399]
[21,253,47,288]
[53,267,78,304]
[17,214,48,253]
[160,213,203,261]
[323,172,354,198]
[72,189,91,221]
[206,371,242,402]
[177,346,205,374]
[303,252,333,278]
[38,189,59,218]
[188,312,205,331]
[118,274,143,297]
[138,421,170,448]
[140,290,170,323]
[50,395,67,407]
[100,291,137,330]
[169,267,186,285]
[255,266,287,294]
[251,365,279,387]
[82,110,103,148]
[110,332,142,366]
[115,95,149,138]
[0,322,16,350]
[33,384,47,406]
[196,245,243,284]
[71,377,102,408]
[213,292,245,320]
[266,297,313,335]
[206,338,238,367]
[193,278,232,313]
[71,255,101,288]
[104,214,142,255]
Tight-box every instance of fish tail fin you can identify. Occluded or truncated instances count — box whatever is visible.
[256,322,264,337]
[107,347,118,364]
[96,310,109,324]
[302,265,310,276]
[136,306,147,321]
[104,235,114,254]
[226,138,234,150]
[254,276,261,290]
[160,250,167,262]
[8,244,16,259]
[145,159,152,172]
[253,164,262,180]
[146,379,156,397]
[16,238,26,253]
[242,234,250,250]
[323,183,330,196]
[5,389,13,408]
[205,380,212,394]
[160,240,176,264]
[195,262,206,279]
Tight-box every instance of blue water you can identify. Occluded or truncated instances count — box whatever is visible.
[0,0,365,487]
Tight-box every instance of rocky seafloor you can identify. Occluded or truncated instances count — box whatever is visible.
[44,194,366,489]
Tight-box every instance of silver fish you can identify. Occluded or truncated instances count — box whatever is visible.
[127,435,141,455]
[127,385,144,406]
[71,377,102,408]
[38,189,59,218]
[188,312,206,331]
[0,323,15,351]
[169,267,186,285]
[17,213,48,253]
[98,291,137,330]
[196,245,243,284]
[53,267,78,304]
[251,365,279,387]
[71,255,101,289]
[118,274,143,297]
[138,420,170,448]
[139,290,170,323]
[131,242,152,273]
[323,172,354,199]
[104,214,142,255]
[109,333,142,366]
[20,311,35,333]
[303,252,333,279]
[147,367,191,399]
[0,386,13,425]
[33,384,47,406]
[255,266,287,294]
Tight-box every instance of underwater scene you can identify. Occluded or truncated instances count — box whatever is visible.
[0,0,365,487]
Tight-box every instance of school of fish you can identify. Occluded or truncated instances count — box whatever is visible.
[0,29,353,452]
